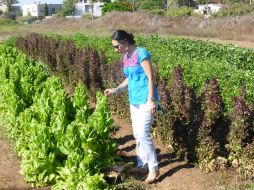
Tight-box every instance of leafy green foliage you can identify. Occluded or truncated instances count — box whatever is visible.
[139,0,164,10]
[13,33,254,177]
[62,0,76,16]
[165,6,193,17]
[102,1,133,14]
[44,3,49,16]
[0,44,117,188]
[212,3,254,18]
[0,18,18,25]
[61,33,254,114]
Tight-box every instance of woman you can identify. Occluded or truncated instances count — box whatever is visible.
[104,30,159,183]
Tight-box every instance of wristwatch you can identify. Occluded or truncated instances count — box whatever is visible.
[149,97,155,101]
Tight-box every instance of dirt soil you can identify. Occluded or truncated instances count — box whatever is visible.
[0,127,50,190]
[1,29,254,50]
[192,37,254,49]
[0,113,246,190]
[110,116,240,190]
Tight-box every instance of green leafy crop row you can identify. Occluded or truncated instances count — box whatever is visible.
[0,44,116,189]
[13,33,254,177]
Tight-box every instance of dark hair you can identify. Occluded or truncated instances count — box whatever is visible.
[111,30,135,45]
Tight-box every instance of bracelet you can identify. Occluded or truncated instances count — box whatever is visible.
[113,87,121,94]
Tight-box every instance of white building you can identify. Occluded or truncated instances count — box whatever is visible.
[75,1,104,17]
[22,3,62,17]
[195,3,223,15]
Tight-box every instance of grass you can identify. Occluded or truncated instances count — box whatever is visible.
[0,25,20,31]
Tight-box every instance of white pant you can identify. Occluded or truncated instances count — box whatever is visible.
[130,103,158,172]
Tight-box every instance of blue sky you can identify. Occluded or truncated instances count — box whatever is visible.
[17,0,63,5]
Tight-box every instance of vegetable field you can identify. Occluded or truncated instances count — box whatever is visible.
[70,34,254,114]
[1,33,254,189]
[0,44,117,189]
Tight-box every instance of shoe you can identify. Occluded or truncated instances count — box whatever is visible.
[145,170,160,184]
[128,167,148,174]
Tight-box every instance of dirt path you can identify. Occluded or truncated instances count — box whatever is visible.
[112,114,254,190]
[111,116,225,190]
[0,146,24,189]
[0,126,27,190]
[1,29,254,50]
[193,37,254,49]
[0,126,51,190]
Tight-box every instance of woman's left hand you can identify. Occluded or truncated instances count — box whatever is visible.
[146,100,156,114]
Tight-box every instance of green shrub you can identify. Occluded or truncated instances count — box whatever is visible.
[139,0,164,11]
[149,9,165,15]
[102,2,133,15]
[2,37,16,47]
[0,18,18,25]
[2,11,17,19]
[16,16,36,24]
[191,10,203,17]
[82,13,92,20]
[165,6,193,17]
[212,3,254,18]
[56,10,65,18]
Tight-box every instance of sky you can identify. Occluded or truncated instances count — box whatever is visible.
[16,0,63,5]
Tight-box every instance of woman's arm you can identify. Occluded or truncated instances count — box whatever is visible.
[104,78,128,95]
[141,59,155,101]
[141,59,156,114]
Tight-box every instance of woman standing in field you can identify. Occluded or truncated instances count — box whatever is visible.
[104,30,159,183]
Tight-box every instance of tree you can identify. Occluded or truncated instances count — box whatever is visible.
[87,0,97,20]
[130,0,144,12]
[118,0,135,12]
[0,0,19,12]
[139,0,165,10]
[44,3,49,16]
[102,1,133,14]
[118,0,144,11]
[62,0,77,16]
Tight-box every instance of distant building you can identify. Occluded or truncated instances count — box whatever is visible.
[75,1,104,17]
[22,3,62,17]
[195,3,223,15]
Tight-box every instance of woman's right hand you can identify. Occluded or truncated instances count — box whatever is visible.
[104,88,116,96]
